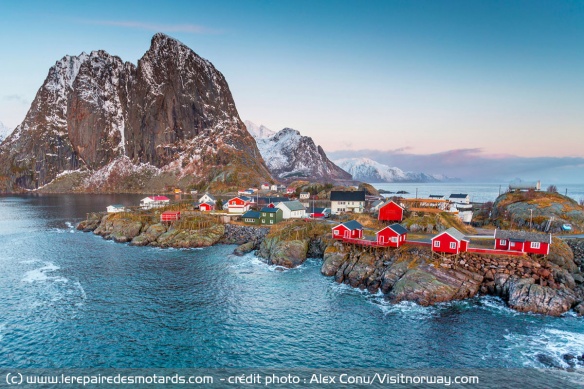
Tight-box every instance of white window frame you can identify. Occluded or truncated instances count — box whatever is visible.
[500,239,506,245]
[450,242,456,249]
[530,242,540,249]
[434,241,440,247]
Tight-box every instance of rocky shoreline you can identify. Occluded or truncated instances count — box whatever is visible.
[78,213,584,316]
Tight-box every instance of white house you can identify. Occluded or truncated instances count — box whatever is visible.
[260,183,270,190]
[330,191,366,215]
[198,193,216,204]
[276,200,306,219]
[449,193,470,204]
[270,184,278,191]
[227,196,251,214]
[299,192,310,200]
[106,204,126,213]
[140,196,170,209]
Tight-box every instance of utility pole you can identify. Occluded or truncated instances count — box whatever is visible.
[529,209,533,230]
[416,188,418,199]
[499,185,501,196]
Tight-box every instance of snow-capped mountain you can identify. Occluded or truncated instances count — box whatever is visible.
[335,157,450,183]
[244,120,275,139]
[0,33,271,193]
[245,122,351,181]
[0,122,12,143]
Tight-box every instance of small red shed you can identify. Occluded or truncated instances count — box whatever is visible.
[378,201,405,222]
[431,227,469,254]
[332,220,364,240]
[376,223,408,247]
[161,211,181,222]
[199,202,214,212]
[494,230,551,255]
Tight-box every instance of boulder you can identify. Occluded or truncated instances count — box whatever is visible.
[321,244,349,276]
[506,277,576,316]
[233,241,256,256]
[268,240,309,268]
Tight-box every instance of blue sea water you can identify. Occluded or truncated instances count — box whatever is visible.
[0,195,583,380]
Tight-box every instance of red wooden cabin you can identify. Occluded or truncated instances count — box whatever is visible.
[199,202,214,212]
[161,211,181,222]
[494,229,551,255]
[378,201,405,222]
[376,223,408,247]
[431,227,469,254]
[332,220,364,240]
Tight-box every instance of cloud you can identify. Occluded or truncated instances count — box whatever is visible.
[81,20,222,34]
[3,94,29,105]
[327,148,584,183]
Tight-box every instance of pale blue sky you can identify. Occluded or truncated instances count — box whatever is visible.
[1,0,583,181]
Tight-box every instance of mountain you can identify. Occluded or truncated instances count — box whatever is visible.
[0,33,271,193]
[244,120,275,139]
[244,122,351,182]
[334,157,452,183]
[0,122,12,143]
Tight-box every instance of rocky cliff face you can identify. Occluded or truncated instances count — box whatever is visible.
[0,33,271,193]
[0,122,12,143]
[245,121,351,182]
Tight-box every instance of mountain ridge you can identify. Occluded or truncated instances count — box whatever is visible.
[0,33,272,193]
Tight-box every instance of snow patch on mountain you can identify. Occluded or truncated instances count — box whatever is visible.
[335,157,451,183]
[0,122,13,143]
[245,122,351,181]
[244,120,276,139]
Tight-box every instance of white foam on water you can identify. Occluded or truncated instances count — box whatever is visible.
[476,295,521,316]
[22,262,68,283]
[504,327,584,370]
[65,221,75,233]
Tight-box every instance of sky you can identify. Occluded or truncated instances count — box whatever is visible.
[0,0,583,182]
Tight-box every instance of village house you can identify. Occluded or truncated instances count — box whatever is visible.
[332,220,364,240]
[260,207,283,225]
[449,193,470,204]
[256,196,291,208]
[370,199,384,212]
[376,223,408,247]
[299,192,310,200]
[429,194,446,200]
[160,211,181,222]
[306,207,330,218]
[106,204,126,213]
[260,183,270,190]
[227,196,251,214]
[198,193,216,205]
[378,200,405,222]
[140,196,170,209]
[286,187,295,194]
[509,181,541,191]
[199,202,215,212]
[270,184,279,191]
[431,227,470,254]
[277,184,287,192]
[276,200,306,219]
[242,210,261,225]
[330,191,365,215]
[494,229,551,255]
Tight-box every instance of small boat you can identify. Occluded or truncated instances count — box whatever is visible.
[562,224,572,231]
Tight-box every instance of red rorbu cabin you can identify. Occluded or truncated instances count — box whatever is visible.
[376,223,408,247]
[199,202,214,212]
[332,220,364,240]
[431,227,469,254]
[494,229,551,255]
[161,211,181,222]
[378,201,405,222]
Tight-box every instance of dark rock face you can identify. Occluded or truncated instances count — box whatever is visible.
[0,33,271,192]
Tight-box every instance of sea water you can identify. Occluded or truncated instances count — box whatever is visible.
[0,195,583,382]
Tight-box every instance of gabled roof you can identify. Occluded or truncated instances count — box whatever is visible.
[200,193,216,200]
[330,191,366,202]
[108,204,125,208]
[449,193,469,199]
[242,210,261,219]
[371,200,384,207]
[386,223,408,235]
[432,227,469,242]
[495,229,552,244]
[278,200,305,211]
[429,194,444,198]
[257,196,291,204]
[307,207,325,214]
[380,200,404,210]
[342,220,363,230]
[260,207,280,213]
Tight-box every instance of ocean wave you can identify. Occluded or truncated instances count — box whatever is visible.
[505,327,584,370]
[21,262,68,283]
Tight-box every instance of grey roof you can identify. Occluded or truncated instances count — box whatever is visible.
[258,196,291,204]
[330,191,366,202]
[260,207,280,213]
[342,220,363,230]
[435,227,469,242]
[201,193,216,201]
[240,196,252,201]
[449,193,469,198]
[429,194,444,198]
[279,200,305,211]
[242,210,261,219]
[387,223,408,235]
[494,230,552,244]
[371,200,384,207]
[109,204,125,208]
[307,207,325,213]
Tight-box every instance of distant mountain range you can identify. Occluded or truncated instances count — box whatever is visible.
[244,121,351,182]
[0,122,12,143]
[334,157,458,183]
